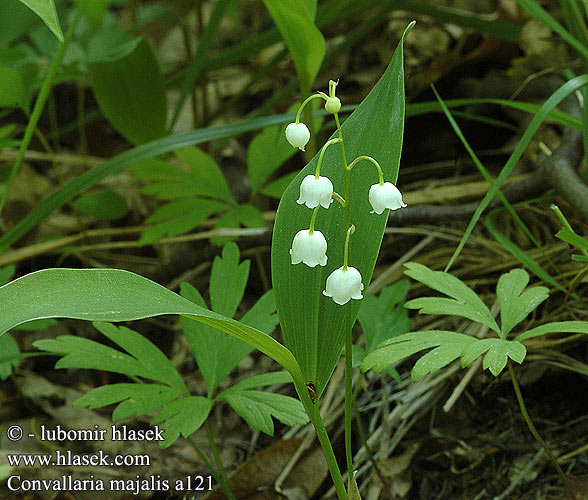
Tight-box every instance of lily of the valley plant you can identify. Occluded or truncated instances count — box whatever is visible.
[285,79,407,484]
[286,79,406,306]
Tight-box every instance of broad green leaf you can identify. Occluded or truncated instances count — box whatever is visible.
[34,322,187,393]
[72,190,128,220]
[262,0,325,91]
[461,338,526,376]
[404,263,500,333]
[88,38,167,145]
[272,24,413,396]
[0,0,42,46]
[0,66,25,109]
[0,269,299,378]
[210,242,249,317]
[174,147,235,203]
[361,330,477,380]
[13,318,58,331]
[247,122,297,195]
[151,396,212,448]
[221,390,308,435]
[496,269,548,336]
[17,0,63,42]
[74,383,182,421]
[0,334,19,381]
[516,321,588,341]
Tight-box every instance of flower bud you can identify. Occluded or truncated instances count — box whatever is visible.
[297,175,333,209]
[323,266,364,305]
[285,122,310,151]
[368,182,406,214]
[290,229,328,267]
[325,96,341,114]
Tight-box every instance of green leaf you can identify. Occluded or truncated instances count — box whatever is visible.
[210,204,264,246]
[272,24,413,396]
[17,0,63,42]
[361,330,477,380]
[174,147,235,203]
[247,122,296,195]
[0,267,297,371]
[496,269,548,336]
[218,371,293,395]
[260,172,298,199]
[0,66,25,109]
[210,242,250,317]
[74,383,182,421]
[0,265,16,286]
[357,280,411,353]
[88,38,167,145]
[241,290,279,336]
[516,321,588,341]
[151,396,212,448]
[72,190,128,220]
[261,0,325,91]
[404,262,500,333]
[461,338,526,376]
[555,227,588,252]
[13,318,58,331]
[221,390,308,435]
[138,199,227,246]
[34,322,188,393]
[0,334,19,381]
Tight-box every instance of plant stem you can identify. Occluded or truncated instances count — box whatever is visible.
[507,362,573,500]
[335,109,354,479]
[0,6,83,219]
[185,436,222,485]
[295,381,347,500]
[344,303,353,475]
[205,419,236,500]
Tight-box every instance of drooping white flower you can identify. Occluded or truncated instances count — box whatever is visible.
[290,229,328,267]
[297,175,333,209]
[322,266,364,305]
[285,122,311,151]
[368,182,406,214]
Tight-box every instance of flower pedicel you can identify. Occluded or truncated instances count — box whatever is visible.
[286,80,407,305]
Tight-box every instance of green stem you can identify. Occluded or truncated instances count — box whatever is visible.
[185,435,223,486]
[292,374,347,500]
[347,155,384,184]
[315,137,342,177]
[507,362,573,500]
[309,206,320,233]
[332,192,346,207]
[344,303,353,476]
[342,225,355,269]
[205,419,236,500]
[0,6,83,219]
[295,93,326,123]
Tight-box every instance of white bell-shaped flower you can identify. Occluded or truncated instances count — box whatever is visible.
[285,122,310,151]
[290,229,328,267]
[368,182,406,214]
[322,266,364,305]
[297,175,333,209]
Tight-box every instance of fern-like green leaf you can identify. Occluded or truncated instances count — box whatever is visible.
[496,269,548,336]
[404,263,499,333]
